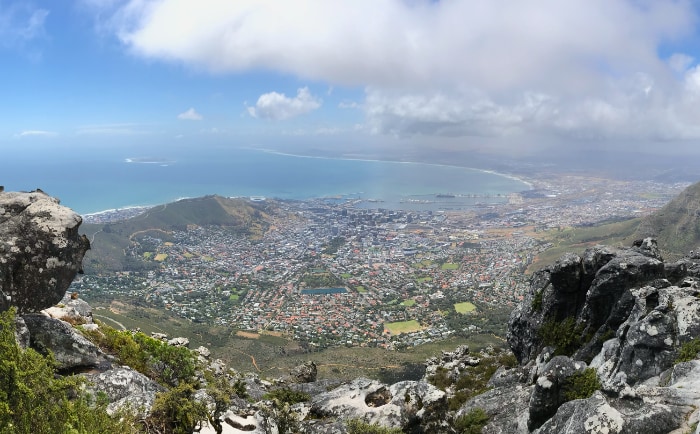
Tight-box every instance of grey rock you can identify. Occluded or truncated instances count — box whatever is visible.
[14,315,30,349]
[528,356,587,430]
[456,384,532,434]
[84,366,165,416]
[310,377,445,431]
[167,336,189,347]
[289,361,317,383]
[23,313,105,370]
[0,190,89,314]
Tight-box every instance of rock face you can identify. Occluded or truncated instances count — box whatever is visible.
[0,190,89,314]
[23,313,106,370]
[463,239,700,433]
[309,377,447,432]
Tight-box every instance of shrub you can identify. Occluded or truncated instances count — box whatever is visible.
[0,308,132,434]
[454,408,489,434]
[676,338,700,364]
[263,388,310,405]
[563,368,601,401]
[538,316,585,356]
[346,419,403,434]
[531,289,544,312]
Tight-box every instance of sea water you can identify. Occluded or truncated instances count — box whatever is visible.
[1,146,530,215]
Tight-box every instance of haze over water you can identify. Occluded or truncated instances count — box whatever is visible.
[2,147,529,215]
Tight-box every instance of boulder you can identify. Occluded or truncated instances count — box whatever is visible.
[309,377,445,431]
[23,313,106,370]
[0,190,89,314]
[84,366,165,416]
[289,361,317,383]
[527,356,587,430]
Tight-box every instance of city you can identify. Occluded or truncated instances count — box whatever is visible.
[73,174,687,350]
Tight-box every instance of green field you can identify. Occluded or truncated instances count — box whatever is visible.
[441,263,459,270]
[154,253,168,261]
[355,286,367,293]
[416,276,433,283]
[401,299,416,307]
[384,320,422,335]
[340,273,352,279]
[454,302,477,314]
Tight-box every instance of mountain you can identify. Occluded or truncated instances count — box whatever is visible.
[81,195,287,273]
[634,180,700,259]
[5,187,700,433]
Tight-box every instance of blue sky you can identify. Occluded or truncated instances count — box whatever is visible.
[3,0,700,158]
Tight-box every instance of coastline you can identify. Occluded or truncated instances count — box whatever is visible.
[252,147,534,190]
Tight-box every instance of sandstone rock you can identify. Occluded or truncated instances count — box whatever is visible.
[84,366,164,416]
[309,377,445,431]
[168,336,189,347]
[457,384,532,434]
[289,361,317,383]
[0,190,89,314]
[528,356,587,430]
[23,313,105,370]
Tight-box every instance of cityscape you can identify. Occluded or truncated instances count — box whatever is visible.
[71,173,686,350]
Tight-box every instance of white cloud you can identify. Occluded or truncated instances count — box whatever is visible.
[98,0,700,143]
[0,3,48,53]
[248,87,321,120]
[15,130,57,138]
[177,107,203,120]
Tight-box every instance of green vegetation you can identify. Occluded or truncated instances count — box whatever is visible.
[401,299,416,307]
[81,324,196,387]
[563,368,601,401]
[454,302,477,314]
[416,276,433,283]
[676,338,700,363]
[0,308,133,433]
[340,273,353,279]
[346,419,403,434]
[322,236,346,255]
[154,253,168,261]
[300,269,342,289]
[81,195,283,273]
[441,262,460,270]
[263,388,311,405]
[538,316,585,357]
[355,285,367,293]
[454,408,489,434]
[428,349,517,411]
[531,288,544,312]
[384,320,422,335]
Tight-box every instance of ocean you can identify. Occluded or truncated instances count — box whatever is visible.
[1,146,530,215]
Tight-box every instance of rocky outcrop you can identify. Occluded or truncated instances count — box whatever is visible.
[23,313,107,371]
[464,239,700,433]
[0,190,89,314]
[309,377,447,432]
[84,366,165,416]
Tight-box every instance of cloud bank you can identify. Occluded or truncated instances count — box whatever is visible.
[100,0,700,144]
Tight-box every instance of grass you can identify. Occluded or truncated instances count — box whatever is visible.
[340,273,352,279]
[355,286,367,293]
[154,253,168,261]
[401,299,416,307]
[384,320,422,335]
[143,252,153,259]
[416,276,433,283]
[454,302,477,314]
[441,262,460,270]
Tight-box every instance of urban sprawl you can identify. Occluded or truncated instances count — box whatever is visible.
[73,174,686,350]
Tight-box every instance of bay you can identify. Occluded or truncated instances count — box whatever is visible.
[1,147,529,215]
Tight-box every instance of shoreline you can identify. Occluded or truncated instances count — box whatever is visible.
[251,147,534,190]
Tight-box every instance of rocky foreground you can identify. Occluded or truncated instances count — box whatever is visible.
[3,189,700,433]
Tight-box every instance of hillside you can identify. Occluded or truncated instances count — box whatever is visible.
[633,180,700,259]
[81,195,286,273]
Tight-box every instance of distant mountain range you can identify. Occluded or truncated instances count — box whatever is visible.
[81,195,285,273]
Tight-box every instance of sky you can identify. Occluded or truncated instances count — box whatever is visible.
[3,0,700,161]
